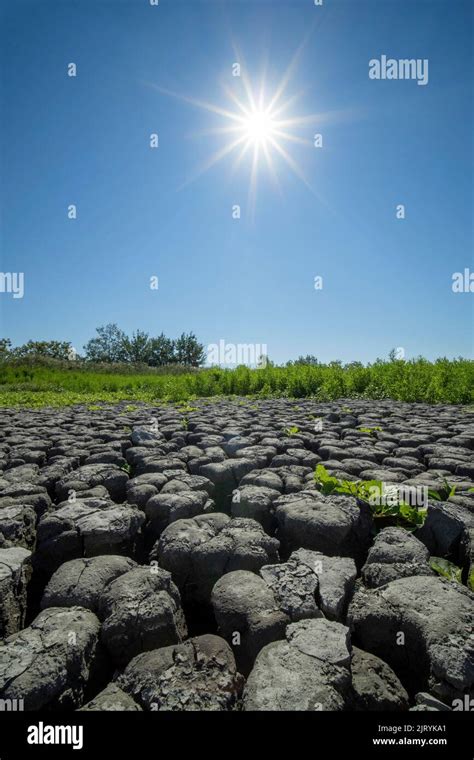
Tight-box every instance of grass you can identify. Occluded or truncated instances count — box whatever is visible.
[0,357,472,407]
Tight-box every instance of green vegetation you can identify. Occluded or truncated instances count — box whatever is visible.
[358,426,382,436]
[428,480,458,502]
[176,404,199,414]
[0,356,472,407]
[284,426,300,436]
[83,325,205,366]
[429,557,463,584]
[1,325,205,367]
[314,464,427,531]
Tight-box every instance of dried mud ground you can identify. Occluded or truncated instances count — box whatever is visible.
[0,398,473,712]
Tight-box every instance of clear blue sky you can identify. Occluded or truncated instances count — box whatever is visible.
[0,0,472,364]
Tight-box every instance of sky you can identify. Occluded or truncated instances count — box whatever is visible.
[0,0,473,365]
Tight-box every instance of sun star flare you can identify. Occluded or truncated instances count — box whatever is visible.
[146,50,330,212]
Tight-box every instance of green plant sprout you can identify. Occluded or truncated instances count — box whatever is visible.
[469,568,474,592]
[314,464,426,531]
[428,479,458,502]
[358,426,382,436]
[429,557,463,584]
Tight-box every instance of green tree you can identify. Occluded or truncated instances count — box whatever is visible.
[174,332,205,366]
[0,338,12,361]
[11,340,73,360]
[290,355,319,366]
[148,333,175,366]
[83,324,127,363]
[121,330,151,364]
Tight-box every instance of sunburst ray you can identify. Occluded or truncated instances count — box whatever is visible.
[145,37,350,214]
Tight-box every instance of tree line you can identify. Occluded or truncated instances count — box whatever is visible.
[0,324,206,367]
[0,330,414,370]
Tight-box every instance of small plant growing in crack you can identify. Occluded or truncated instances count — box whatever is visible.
[119,404,138,414]
[469,568,474,592]
[283,426,300,437]
[428,479,458,502]
[120,463,131,475]
[358,426,382,436]
[178,405,198,414]
[314,464,426,531]
[429,557,463,584]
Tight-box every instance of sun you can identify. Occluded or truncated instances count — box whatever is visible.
[243,108,277,145]
[145,42,337,212]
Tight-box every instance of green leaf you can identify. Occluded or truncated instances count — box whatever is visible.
[357,480,383,503]
[312,464,427,530]
[469,568,474,592]
[358,426,382,436]
[442,479,457,499]
[429,557,462,584]
[428,480,457,502]
[315,463,330,483]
